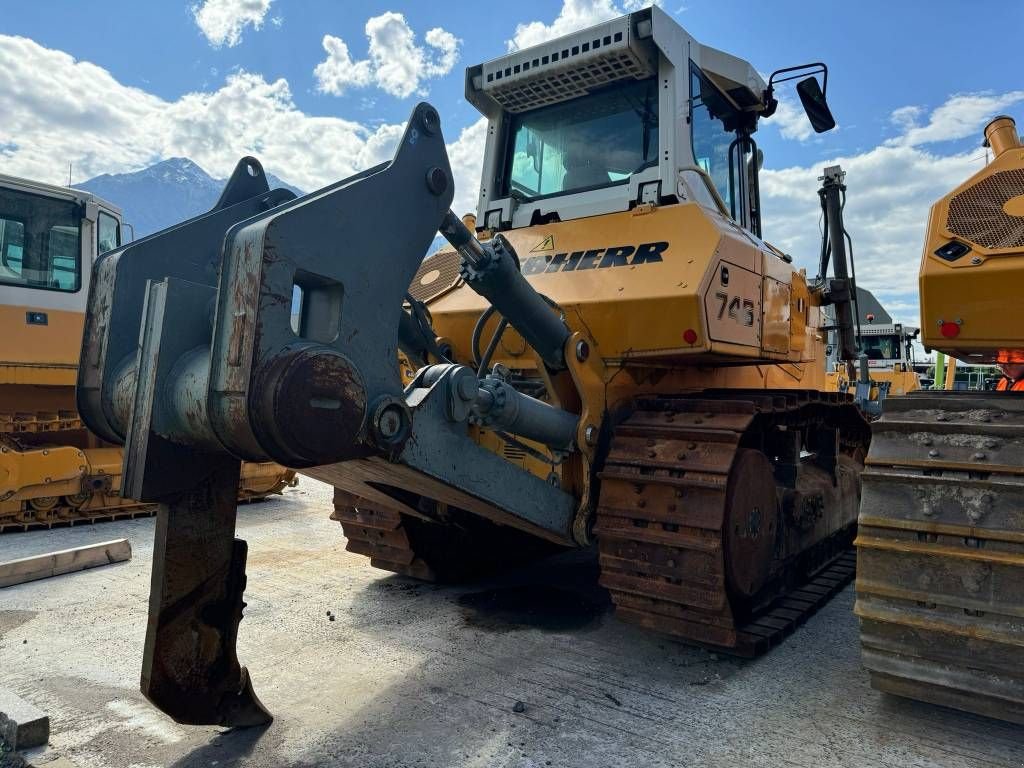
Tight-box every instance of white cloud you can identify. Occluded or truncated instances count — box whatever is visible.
[192,0,273,48]
[507,0,661,51]
[759,91,1024,324]
[314,13,460,99]
[0,34,485,224]
[447,118,488,217]
[0,35,401,193]
[769,93,815,142]
[890,105,922,132]
[886,91,1024,147]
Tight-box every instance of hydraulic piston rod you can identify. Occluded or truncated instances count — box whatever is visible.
[440,211,571,371]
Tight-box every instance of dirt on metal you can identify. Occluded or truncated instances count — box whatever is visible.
[856,390,1024,724]
[596,392,869,656]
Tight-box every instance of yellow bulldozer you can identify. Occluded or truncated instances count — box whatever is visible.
[0,172,295,532]
[824,287,921,399]
[856,115,1024,724]
[76,7,876,726]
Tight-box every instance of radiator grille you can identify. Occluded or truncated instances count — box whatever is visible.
[946,169,1024,249]
[408,250,462,304]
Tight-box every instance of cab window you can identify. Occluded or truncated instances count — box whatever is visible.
[0,188,81,292]
[690,67,735,212]
[862,334,901,361]
[98,211,120,254]
[689,63,763,235]
[503,77,659,200]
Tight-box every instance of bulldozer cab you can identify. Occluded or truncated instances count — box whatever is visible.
[0,176,123,293]
[466,6,803,238]
[0,175,125,373]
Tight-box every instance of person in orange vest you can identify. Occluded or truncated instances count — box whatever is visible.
[996,363,1024,391]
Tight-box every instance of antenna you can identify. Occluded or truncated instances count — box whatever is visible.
[68,163,72,187]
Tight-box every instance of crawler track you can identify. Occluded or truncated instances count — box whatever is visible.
[332,489,562,583]
[1,470,295,533]
[596,392,868,656]
[856,391,1024,724]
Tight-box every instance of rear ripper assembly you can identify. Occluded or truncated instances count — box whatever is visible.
[78,104,595,725]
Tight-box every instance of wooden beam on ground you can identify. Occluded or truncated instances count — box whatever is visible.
[0,539,131,588]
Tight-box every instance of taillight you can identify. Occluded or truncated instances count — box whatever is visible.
[940,321,961,339]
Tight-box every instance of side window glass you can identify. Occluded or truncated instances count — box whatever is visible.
[0,217,25,278]
[98,211,120,254]
[689,67,733,213]
[48,225,79,290]
[0,188,81,292]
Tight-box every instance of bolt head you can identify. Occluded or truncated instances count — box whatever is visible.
[420,107,440,135]
[575,339,590,362]
[970,256,983,265]
[377,404,405,439]
[456,374,478,401]
[426,166,448,196]
[584,424,598,445]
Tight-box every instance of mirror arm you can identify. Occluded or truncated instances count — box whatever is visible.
[767,62,829,96]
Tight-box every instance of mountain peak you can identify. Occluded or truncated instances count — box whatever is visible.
[77,157,303,237]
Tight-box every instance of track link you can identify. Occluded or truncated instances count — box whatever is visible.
[332,489,563,583]
[856,391,1024,724]
[597,391,868,656]
[332,490,440,580]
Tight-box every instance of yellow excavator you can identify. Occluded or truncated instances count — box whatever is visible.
[0,173,295,532]
[856,115,1024,724]
[76,7,874,726]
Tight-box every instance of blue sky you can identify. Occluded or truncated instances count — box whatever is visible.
[2,0,1022,326]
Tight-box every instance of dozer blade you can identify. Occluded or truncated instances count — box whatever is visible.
[142,460,271,727]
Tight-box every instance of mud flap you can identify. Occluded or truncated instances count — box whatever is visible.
[141,459,271,727]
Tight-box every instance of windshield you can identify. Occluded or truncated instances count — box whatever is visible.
[862,334,902,360]
[503,77,658,200]
[0,188,81,292]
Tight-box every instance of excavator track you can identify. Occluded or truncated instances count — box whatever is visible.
[856,391,1024,724]
[596,391,868,656]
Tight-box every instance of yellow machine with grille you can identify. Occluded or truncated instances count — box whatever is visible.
[0,173,295,532]
[856,115,1024,724]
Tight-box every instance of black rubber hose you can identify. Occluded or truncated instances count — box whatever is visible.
[471,305,497,368]
[478,318,509,376]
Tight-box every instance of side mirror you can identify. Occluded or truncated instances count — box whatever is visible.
[796,76,836,133]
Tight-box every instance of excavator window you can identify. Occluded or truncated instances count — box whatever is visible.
[0,188,81,292]
[501,77,659,200]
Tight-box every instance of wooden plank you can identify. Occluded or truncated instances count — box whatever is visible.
[0,539,131,588]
